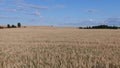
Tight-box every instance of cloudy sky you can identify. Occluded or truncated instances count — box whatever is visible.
[0,0,120,26]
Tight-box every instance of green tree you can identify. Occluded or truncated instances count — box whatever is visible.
[7,24,11,28]
[11,25,16,28]
[17,23,21,28]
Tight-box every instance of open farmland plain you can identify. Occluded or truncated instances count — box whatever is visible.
[0,27,120,68]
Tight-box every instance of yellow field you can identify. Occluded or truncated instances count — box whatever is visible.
[0,27,120,68]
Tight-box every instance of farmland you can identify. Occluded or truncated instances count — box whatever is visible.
[0,27,120,68]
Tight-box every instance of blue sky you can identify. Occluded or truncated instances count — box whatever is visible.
[0,0,120,26]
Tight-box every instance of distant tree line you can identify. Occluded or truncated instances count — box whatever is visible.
[0,23,21,29]
[79,25,120,29]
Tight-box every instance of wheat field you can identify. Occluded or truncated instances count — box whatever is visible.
[0,27,120,68]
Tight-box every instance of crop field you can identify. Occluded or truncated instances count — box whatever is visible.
[0,27,120,68]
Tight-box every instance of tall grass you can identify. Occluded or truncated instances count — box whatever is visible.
[0,27,120,68]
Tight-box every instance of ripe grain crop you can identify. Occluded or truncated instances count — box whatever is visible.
[0,27,120,68]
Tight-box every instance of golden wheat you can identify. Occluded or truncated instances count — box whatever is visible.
[0,27,120,68]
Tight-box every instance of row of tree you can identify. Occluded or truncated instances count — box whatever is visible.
[79,25,120,29]
[0,23,21,29]
[7,23,21,28]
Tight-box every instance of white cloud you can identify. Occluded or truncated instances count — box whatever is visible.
[13,0,25,4]
[104,18,120,26]
[16,3,48,10]
[39,16,44,19]
[0,8,17,12]
[27,5,48,10]
[53,5,65,9]
[89,19,94,21]
[26,11,41,16]
[24,11,44,20]
[0,16,20,19]
[86,9,98,13]
[0,0,47,21]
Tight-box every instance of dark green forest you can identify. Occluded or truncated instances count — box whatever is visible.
[79,25,120,29]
